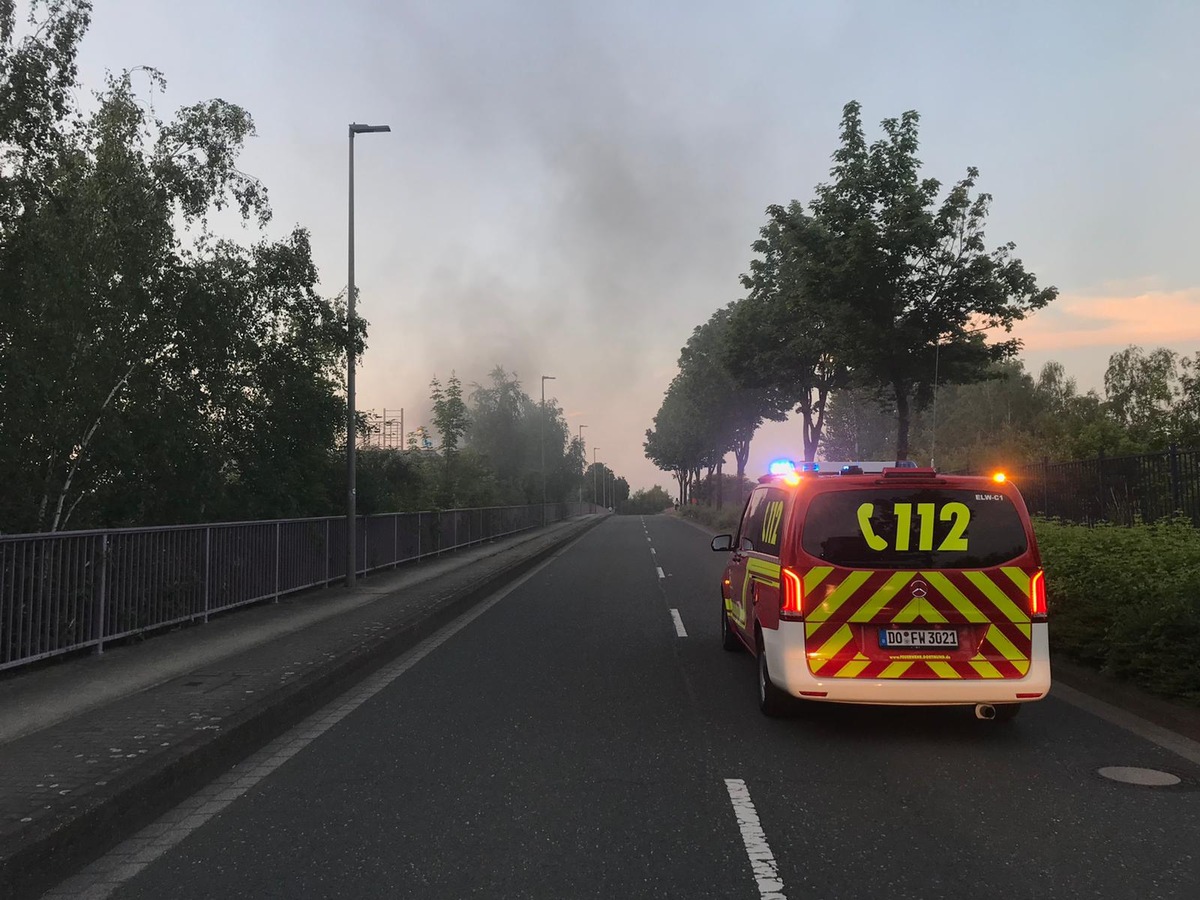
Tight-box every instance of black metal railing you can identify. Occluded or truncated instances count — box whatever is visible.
[0,502,592,673]
[1005,447,1200,526]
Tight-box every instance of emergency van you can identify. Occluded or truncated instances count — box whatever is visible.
[711,460,1050,720]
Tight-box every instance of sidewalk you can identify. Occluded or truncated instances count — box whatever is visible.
[0,515,604,900]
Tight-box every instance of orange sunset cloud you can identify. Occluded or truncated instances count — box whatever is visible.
[1009,288,1200,352]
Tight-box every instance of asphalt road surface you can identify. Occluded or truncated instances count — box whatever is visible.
[51,516,1200,899]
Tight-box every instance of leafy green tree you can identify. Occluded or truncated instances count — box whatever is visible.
[0,6,347,531]
[430,373,469,453]
[1104,346,1181,450]
[680,305,785,505]
[783,101,1057,461]
[820,387,898,462]
[644,378,710,505]
[727,207,847,461]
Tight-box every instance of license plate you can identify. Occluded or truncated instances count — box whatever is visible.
[878,628,959,649]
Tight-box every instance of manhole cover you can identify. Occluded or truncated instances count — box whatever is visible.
[1098,766,1181,786]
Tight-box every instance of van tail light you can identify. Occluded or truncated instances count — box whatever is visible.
[780,567,805,621]
[1029,570,1047,620]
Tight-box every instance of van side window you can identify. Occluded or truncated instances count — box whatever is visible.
[738,488,787,555]
[736,490,766,552]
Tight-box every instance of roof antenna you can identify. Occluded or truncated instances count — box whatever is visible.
[930,338,940,470]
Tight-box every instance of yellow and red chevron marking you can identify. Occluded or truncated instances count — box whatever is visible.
[803,567,1035,680]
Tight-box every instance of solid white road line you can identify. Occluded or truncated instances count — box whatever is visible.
[725,779,787,899]
[44,543,576,899]
[670,608,687,637]
[1052,682,1200,767]
[656,566,666,580]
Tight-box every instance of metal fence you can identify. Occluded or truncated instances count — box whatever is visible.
[1007,447,1200,526]
[0,502,591,673]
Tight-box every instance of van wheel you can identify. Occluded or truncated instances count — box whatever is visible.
[721,602,740,652]
[993,703,1021,722]
[756,634,790,717]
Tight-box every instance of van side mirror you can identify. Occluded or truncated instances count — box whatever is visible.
[711,534,733,552]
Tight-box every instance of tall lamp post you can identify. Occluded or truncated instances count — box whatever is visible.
[346,122,390,587]
[576,424,586,512]
[540,375,555,526]
[592,447,599,509]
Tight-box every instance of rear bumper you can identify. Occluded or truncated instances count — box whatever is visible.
[763,622,1052,706]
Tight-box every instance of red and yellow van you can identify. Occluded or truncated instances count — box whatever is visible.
[711,461,1050,719]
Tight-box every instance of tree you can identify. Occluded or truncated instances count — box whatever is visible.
[786,101,1057,461]
[820,387,897,462]
[645,306,784,507]
[0,7,348,531]
[727,206,848,461]
[1104,346,1180,450]
[644,378,709,505]
[429,372,469,453]
[680,305,786,506]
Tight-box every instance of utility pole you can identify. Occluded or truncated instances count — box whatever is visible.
[345,121,390,587]
[577,424,586,513]
[592,447,599,509]
[540,375,556,526]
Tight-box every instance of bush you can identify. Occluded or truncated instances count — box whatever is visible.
[620,486,674,515]
[680,504,743,533]
[1034,515,1200,704]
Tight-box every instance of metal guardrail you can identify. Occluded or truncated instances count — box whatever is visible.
[0,502,591,673]
[1009,447,1200,526]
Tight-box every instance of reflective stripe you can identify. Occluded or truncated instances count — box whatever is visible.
[747,558,781,587]
[809,624,854,673]
[923,571,990,623]
[969,658,1004,678]
[964,571,1030,624]
[984,624,1026,662]
[999,566,1032,594]
[846,571,912,622]
[880,661,913,678]
[838,656,871,678]
[890,596,925,624]
[803,566,834,595]
[928,661,961,679]
[816,570,872,619]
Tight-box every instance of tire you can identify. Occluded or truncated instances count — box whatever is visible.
[721,602,740,652]
[756,632,791,717]
[992,703,1021,722]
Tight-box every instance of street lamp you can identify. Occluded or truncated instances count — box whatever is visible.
[540,375,555,526]
[346,122,390,587]
[577,424,586,512]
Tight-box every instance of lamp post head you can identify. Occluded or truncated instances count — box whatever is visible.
[350,123,391,134]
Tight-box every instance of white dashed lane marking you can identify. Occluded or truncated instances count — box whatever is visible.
[656,566,665,579]
[670,609,688,637]
[725,778,787,899]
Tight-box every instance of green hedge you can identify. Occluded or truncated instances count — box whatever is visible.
[1034,516,1200,704]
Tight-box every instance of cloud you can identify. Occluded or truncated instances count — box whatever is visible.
[1011,286,1200,351]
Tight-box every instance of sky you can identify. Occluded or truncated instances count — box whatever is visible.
[70,0,1200,491]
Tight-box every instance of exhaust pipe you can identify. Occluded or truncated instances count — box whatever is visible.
[974,704,996,720]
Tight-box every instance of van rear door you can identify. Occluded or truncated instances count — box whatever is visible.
[794,484,1039,680]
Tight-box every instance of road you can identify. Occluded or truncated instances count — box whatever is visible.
[50,516,1200,899]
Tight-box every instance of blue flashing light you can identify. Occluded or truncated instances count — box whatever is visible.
[768,458,796,476]
[798,461,820,473]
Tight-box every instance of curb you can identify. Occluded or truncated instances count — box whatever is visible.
[1,516,603,900]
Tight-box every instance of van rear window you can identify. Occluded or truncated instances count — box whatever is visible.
[799,489,1028,569]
